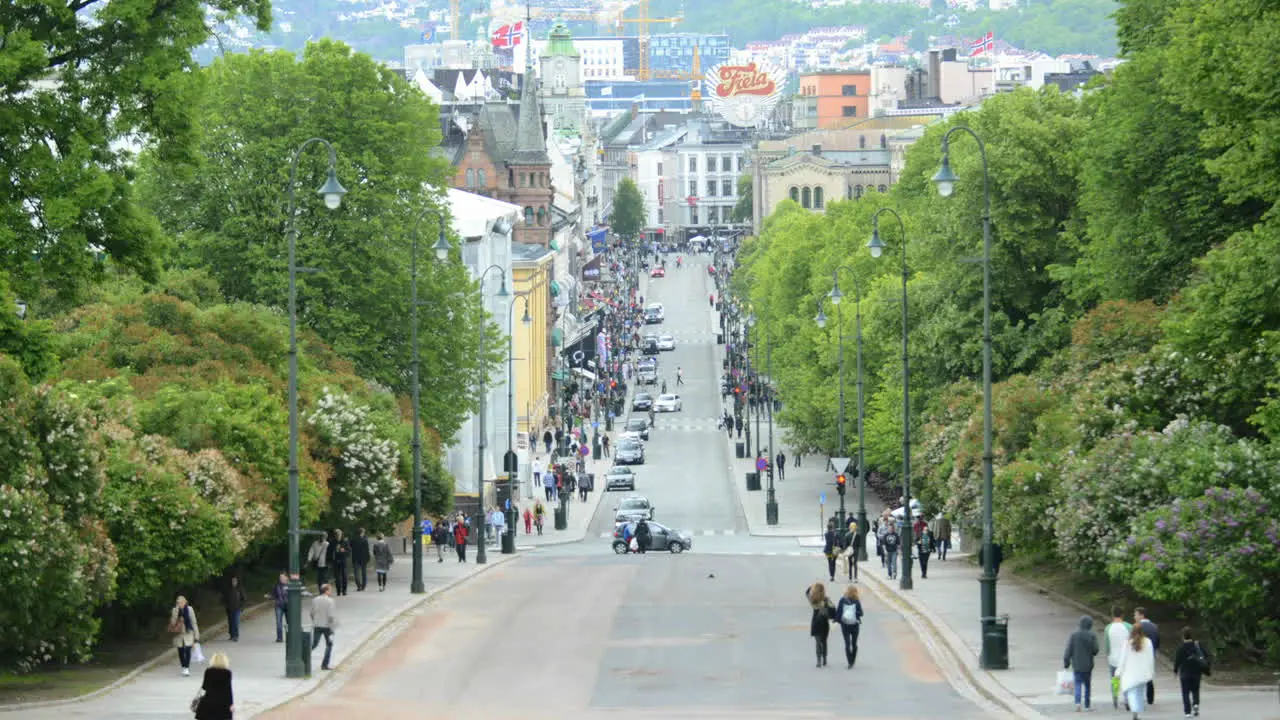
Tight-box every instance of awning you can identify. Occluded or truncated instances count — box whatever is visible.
[550,280,561,297]
[573,367,597,382]
[551,327,563,346]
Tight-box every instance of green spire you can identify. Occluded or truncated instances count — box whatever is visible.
[545,22,578,57]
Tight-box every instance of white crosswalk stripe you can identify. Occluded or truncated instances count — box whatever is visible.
[647,418,724,432]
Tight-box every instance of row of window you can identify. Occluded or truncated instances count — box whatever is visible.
[464,168,550,190]
[788,184,889,208]
[687,179,735,198]
[688,205,733,225]
[523,206,549,226]
[687,155,743,173]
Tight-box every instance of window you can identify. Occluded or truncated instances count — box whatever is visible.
[736,156,743,171]
[814,187,824,209]
[878,185,887,193]
[657,208,664,224]
[841,84,857,96]
[537,207,547,225]
[707,156,717,172]
[508,168,515,188]
[524,206,534,225]
[880,134,887,149]
[859,136,867,149]
[722,155,732,172]
[690,207,699,224]
[477,169,487,186]
[520,173,527,187]
[790,186,799,202]
[688,156,697,172]
[722,179,732,196]
[855,185,863,198]
[801,187,811,209]
[657,161,663,175]
[706,180,716,196]
[688,181,697,197]
[842,106,857,117]
[465,168,475,187]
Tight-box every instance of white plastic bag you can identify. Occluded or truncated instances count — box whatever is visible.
[629,537,639,552]
[1055,669,1074,696]
[192,642,206,664]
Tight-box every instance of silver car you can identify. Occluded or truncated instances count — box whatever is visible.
[612,521,692,554]
[614,495,653,522]
[615,437,645,465]
[605,466,637,491]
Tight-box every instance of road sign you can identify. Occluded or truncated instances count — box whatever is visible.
[755,457,767,472]
[831,457,851,473]
[820,492,826,505]
[505,498,511,510]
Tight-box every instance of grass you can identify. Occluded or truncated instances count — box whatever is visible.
[1003,554,1278,686]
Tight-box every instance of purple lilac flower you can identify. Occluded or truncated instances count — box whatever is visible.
[1156,563,1168,570]
[1140,553,1154,562]
[1226,518,1240,528]
[1177,531,1191,541]
[1239,546,1256,556]
[1155,520,1167,530]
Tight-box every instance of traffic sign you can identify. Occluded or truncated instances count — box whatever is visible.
[755,457,768,472]
[831,457,851,473]
[505,498,511,510]
[820,492,826,505]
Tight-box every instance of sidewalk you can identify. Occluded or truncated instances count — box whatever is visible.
[514,448,610,547]
[858,538,1280,719]
[5,550,519,719]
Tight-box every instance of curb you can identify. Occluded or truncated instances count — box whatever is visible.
[859,567,1049,720]
[0,556,520,715]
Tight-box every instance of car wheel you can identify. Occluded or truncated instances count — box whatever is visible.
[613,542,628,555]
[668,541,684,554]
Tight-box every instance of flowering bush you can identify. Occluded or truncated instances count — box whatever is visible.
[308,388,404,529]
[1111,486,1280,662]
[994,459,1058,553]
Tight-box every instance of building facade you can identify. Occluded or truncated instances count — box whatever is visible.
[539,23,588,136]
[796,71,872,129]
[648,33,730,76]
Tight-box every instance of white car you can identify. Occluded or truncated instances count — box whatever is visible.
[657,334,676,351]
[653,393,682,412]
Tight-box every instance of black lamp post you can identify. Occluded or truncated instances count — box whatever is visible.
[815,267,867,557]
[504,291,532,554]
[473,264,510,565]
[748,313,759,458]
[283,138,347,678]
[867,207,913,591]
[934,125,1004,669]
[764,335,777,525]
[408,207,454,594]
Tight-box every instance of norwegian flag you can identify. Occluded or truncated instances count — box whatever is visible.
[491,21,524,48]
[969,31,994,57]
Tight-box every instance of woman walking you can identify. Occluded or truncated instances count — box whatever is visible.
[372,533,393,589]
[193,652,233,719]
[169,595,201,676]
[834,585,864,669]
[804,582,835,668]
[1115,623,1155,719]
[453,517,469,563]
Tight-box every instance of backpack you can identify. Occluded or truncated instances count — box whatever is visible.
[840,601,859,625]
[1192,642,1210,673]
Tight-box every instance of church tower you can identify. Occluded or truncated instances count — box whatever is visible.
[538,22,586,137]
[507,17,554,246]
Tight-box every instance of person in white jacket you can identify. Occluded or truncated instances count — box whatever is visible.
[1115,623,1155,719]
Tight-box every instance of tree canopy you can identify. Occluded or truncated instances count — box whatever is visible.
[611,178,646,240]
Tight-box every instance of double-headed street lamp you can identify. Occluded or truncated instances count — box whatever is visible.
[473,263,511,565]
[505,291,533,553]
[934,125,1005,669]
[867,207,913,591]
[815,267,867,557]
[284,138,347,678]
[407,207,454,594]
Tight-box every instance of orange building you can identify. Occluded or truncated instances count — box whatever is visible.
[797,71,872,129]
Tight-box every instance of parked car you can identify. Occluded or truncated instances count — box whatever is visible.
[614,437,645,465]
[657,334,676,351]
[605,466,637,492]
[632,393,654,411]
[613,495,653,522]
[621,417,650,441]
[653,393,683,412]
[612,521,692,554]
[650,266,665,278]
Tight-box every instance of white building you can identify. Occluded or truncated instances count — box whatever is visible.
[532,37,628,81]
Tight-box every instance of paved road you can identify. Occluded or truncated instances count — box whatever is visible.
[267,552,1003,720]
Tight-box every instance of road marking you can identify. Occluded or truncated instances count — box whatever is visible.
[597,529,741,539]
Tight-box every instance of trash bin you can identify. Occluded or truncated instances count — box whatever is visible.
[745,471,761,491]
[501,531,516,554]
[288,627,312,676]
[554,507,567,530]
[716,332,724,344]
[735,441,746,458]
[981,615,1010,670]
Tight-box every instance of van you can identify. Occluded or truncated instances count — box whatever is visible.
[644,303,665,324]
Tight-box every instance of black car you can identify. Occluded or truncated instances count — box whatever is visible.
[632,393,653,411]
[642,337,660,355]
[614,438,645,465]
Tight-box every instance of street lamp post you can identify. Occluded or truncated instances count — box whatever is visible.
[408,207,454,594]
[283,138,347,678]
[749,314,760,458]
[765,337,777,525]
[867,207,913,591]
[744,312,754,458]
[473,264,510,565]
[816,268,867,558]
[933,125,1005,668]
[505,293,532,553]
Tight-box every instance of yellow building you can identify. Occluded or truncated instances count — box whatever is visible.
[510,242,556,443]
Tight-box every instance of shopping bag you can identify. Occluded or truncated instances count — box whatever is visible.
[1055,669,1075,696]
[1110,675,1120,697]
[192,642,206,664]
[629,537,638,552]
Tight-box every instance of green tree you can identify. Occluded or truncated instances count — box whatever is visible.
[611,178,645,239]
[732,175,753,223]
[0,0,271,305]
[135,40,491,439]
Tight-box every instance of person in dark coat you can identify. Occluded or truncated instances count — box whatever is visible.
[805,582,834,668]
[194,652,233,719]
[331,529,351,596]
[1063,615,1100,711]
[1172,626,1210,717]
[822,520,840,582]
[222,577,246,642]
[634,518,652,554]
[350,528,371,592]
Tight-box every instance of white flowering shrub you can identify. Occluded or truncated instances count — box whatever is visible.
[308,388,404,528]
[183,449,276,554]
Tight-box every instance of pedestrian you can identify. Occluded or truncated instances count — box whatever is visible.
[977,541,1004,576]
[1172,626,1210,717]
[543,467,556,501]
[709,293,715,307]
[930,513,952,560]
[532,455,544,491]
[823,520,840,582]
[676,366,684,385]
[554,426,564,454]
[804,582,834,668]
[453,518,469,562]
[523,507,533,534]
[1134,607,1160,705]
[310,584,337,671]
[542,428,553,454]
[834,585,864,669]
[169,595,201,676]
[1064,615,1100,712]
[1115,623,1155,719]
[221,576,246,642]
[351,528,370,591]
[331,529,351,596]
[491,506,507,540]
[578,472,590,502]
[602,435,611,457]
[776,451,786,480]
[268,573,288,642]
[372,533,393,589]
[193,651,233,719]
[882,522,901,580]
[534,501,545,535]
[1104,606,1132,709]
[634,518,651,554]
[431,522,449,563]
[916,528,934,579]
[735,415,743,438]
[795,453,801,468]
[306,534,330,591]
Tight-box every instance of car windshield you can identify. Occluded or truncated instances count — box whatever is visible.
[619,499,648,510]
[619,438,641,449]
[626,420,645,430]
[659,394,677,402]
[635,393,651,401]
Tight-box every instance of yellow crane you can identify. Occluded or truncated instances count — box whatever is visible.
[616,0,682,81]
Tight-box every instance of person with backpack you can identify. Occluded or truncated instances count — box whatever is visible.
[916,528,935,579]
[431,522,449,563]
[1063,615,1100,712]
[1172,626,1210,717]
[834,585,864,669]
[634,518,652,554]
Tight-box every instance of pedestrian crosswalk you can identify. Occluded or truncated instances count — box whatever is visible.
[597,528,741,539]
[647,417,725,432]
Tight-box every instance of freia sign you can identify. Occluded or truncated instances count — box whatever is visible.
[705,61,783,128]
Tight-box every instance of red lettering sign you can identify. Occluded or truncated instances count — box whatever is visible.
[715,63,777,98]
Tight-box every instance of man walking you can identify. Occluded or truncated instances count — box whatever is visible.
[431,522,449,563]
[351,528,370,592]
[307,534,330,591]
[1135,607,1160,705]
[331,529,351,596]
[1063,616,1100,712]
[676,367,684,386]
[310,584,337,671]
[735,415,743,438]
[453,518,469,563]
[776,451,786,480]
[930,513,952,560]
[1104,606,1132,709]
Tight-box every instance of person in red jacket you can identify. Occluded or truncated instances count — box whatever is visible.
[523,507,533,534]
[452,520,469,563]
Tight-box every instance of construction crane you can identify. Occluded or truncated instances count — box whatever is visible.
[690,44,702,112]
[617,0,683,81]
[451,0,461,39]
